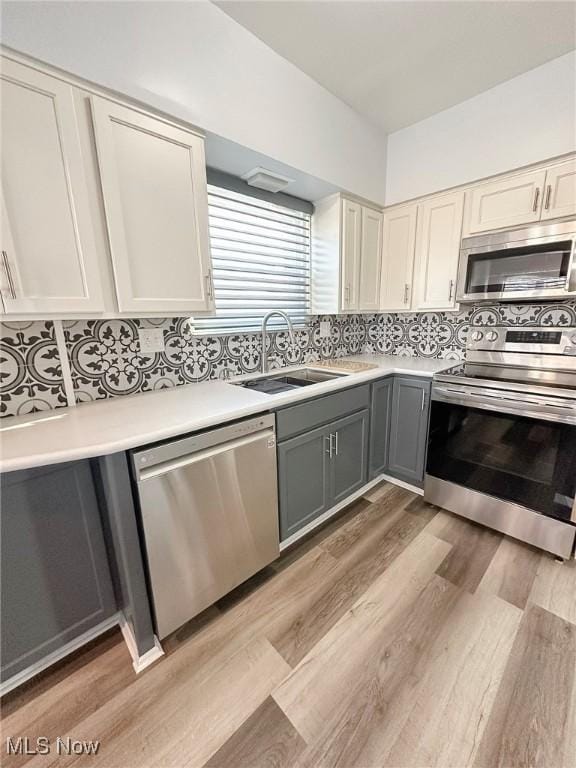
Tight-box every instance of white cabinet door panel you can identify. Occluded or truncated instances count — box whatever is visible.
[541,159,576,221]
[380,204,417,311]
[413,191,464,310]
[465,169,546,234]
[0,59,103,313]
[358,206,382,311]
[91,97,213,314]
[340,199,361,311]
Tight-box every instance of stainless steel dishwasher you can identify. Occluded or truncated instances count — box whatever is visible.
[131,414,279,639]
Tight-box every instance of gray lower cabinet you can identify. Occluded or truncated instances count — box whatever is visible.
[1,460,117,685]
[278,405,369,541]
[278,424,330,541]
[387,376,431,486]
[369,377,393,479]
[330,411,370,506]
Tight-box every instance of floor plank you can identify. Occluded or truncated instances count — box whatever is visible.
[530,555,576,626]
[473,604,576,768]
[23,638,291,768]
[267,491,432,666]
[477,536,542,609]
[272,532,452,744]
[204,697,306,768]
[382,590,522,768]
[434,513,503,592]
[321,483,415,559]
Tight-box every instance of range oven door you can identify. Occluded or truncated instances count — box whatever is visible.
[457,230,576,302]
[427,386,576,524]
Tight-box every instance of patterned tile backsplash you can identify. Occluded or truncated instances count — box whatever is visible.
[0,320,67,418]
[2,300,576,418]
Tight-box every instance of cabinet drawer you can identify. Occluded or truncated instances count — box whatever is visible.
[276,384,370,441]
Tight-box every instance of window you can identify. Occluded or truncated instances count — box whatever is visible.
[193,185,312,334]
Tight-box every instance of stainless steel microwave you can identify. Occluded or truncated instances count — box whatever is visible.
[457,220,576,303]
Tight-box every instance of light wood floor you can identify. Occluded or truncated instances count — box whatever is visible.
[3,482,576,768]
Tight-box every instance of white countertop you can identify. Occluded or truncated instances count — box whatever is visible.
[0,355,455,472]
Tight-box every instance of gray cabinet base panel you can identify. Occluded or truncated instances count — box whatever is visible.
[0,614,119,697]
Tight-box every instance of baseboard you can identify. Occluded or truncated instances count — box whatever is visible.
[380,473,424,496]
[119,614,164,673]
[0,614,120,697]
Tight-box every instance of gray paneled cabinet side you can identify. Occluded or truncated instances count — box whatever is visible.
[387,376,431,487]
[369,377,393,479]
[0,460,117,685]
[94,453,157,659]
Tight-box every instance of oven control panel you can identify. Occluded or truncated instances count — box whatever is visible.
[467,326,576,356]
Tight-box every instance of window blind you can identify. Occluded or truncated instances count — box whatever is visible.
[193,185,312,334]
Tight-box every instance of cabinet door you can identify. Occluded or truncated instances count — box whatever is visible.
[465,169,546,234]
[91,97,214,314]
[541,159,576,221]
[0,59,103,313]
[380,204,417,311]
[278,424,330,541]
[358,206,382,311]
[329,410,369,506]
[388,377,430,487]
[369,378,393,479]
[1,461,116,684]
[413,191,464,311]
[341,199,361,311]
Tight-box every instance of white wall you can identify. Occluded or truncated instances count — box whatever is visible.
[385,51,576,205]
[1,0,387,203]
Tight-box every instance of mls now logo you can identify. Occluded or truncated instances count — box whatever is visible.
[6,737,100,755]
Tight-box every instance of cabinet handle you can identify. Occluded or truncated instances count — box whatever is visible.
[344,284,350,305]
[544,184,552,210]
[404,283,410,305]
[421,390,426,411]
[334,431,339,456]
[532,187,541,212]
[1,251,16,299]
[448,279,455,302]
[325,434,333,458]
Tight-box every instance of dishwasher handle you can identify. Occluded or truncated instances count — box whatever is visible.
[136,428,276,482]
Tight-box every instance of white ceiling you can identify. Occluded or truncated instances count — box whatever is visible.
[215,1,576,133]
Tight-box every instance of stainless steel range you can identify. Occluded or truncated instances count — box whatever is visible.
[425,326,576,559]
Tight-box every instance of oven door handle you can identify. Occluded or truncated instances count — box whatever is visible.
[432,385,576,426]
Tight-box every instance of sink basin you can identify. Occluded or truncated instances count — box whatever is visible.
[233,368,346,395]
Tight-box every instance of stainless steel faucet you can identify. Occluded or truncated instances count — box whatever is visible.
[261,311,296,373]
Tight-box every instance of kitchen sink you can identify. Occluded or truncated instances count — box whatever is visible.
[233,367,347,395]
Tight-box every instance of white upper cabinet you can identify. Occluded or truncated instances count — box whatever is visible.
[311,195,382,314]
[413,191,464,311]
[91,97,214,314]
[380,204,417,311]
[541,158,576,220]
[465,168,546,235]
[0,59,103,314]
[358,206,382,311]
[340,199,362,311]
